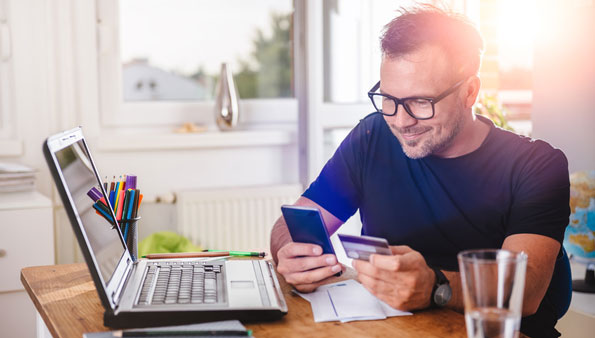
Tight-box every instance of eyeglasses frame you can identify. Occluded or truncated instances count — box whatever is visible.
[367,79,466,120]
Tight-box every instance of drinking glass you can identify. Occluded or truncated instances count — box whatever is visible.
[458,249,528,338]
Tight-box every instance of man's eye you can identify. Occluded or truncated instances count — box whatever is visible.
[409,99,431,107]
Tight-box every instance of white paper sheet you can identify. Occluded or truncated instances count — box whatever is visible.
[295,279,412,323]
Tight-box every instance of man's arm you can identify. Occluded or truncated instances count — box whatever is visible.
[353,233,559,316]
[501,233,560,315]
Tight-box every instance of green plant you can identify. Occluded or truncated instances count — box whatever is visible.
[473,93,515,132]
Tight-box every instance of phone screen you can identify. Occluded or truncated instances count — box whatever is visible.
[281,205,335,255]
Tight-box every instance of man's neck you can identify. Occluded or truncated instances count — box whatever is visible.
[433,114,491,159]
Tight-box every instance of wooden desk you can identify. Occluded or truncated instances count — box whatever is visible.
[21,263,467,338]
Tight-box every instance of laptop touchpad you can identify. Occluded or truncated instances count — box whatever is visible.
[231,280,255,289]
[226,261,262,307]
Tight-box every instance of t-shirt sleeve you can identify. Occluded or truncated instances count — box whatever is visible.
[507,142,570,243]
[302,119,371,222]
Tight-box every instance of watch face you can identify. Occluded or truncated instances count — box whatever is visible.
[434,284,452,306]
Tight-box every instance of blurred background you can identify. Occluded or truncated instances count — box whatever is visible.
[0,0,593,336]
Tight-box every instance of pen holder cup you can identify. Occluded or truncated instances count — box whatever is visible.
[120,216,141,261]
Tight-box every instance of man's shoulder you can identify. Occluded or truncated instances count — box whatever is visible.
[490,126,566,161]
[489,127,568,176]
[359,112,385,128]
[342,112,390,145]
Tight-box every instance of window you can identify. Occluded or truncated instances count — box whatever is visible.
[0,0,18,155]
[456,0,536,136]
[493,0,536,135]
[97,0,296,128]
[323,0,409,104]
[319,0,418,159]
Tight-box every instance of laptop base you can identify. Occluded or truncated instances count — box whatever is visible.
[104,308,286,328]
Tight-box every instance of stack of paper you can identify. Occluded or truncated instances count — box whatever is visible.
[0,162,36,193]
[295,279,412,323]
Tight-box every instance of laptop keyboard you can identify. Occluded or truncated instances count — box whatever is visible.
[137,261,223,306]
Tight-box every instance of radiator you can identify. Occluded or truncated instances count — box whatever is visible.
[176,184,303,252]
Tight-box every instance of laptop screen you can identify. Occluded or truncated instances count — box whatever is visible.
[54,139,126,284]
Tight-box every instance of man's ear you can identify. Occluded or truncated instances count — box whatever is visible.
[463,75,481,109]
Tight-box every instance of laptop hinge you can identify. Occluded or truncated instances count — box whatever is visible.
[112,257,134,309]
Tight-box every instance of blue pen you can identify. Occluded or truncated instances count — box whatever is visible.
[127,189,136,220]
[93,203,114,225]
[109,190,115,212]
[122,191,132,240]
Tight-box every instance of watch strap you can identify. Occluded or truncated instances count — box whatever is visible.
[430,266,450,307]
[432,267,449,285]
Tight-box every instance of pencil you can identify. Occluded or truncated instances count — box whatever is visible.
[142,252,230,259]
[113,181,121,213]
[205,250,266,257]
[132,189,140,218]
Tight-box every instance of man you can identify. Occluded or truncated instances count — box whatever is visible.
[270,6,570,338]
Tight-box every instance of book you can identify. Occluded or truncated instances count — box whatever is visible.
[83,320,253,338]
[0,162,36,192]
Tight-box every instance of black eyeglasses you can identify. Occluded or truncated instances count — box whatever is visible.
[367,79,465,120]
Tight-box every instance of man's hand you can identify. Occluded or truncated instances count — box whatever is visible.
[352,245,435,311]
[276,242,344,293]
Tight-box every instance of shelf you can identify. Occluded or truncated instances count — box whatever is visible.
[0,191,52,210]
[95,129,295,152]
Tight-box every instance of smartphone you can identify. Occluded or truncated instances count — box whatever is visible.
[281,205,341,276]
[338,233,392,261]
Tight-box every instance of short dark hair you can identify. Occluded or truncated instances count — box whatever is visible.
[381,5,484,77]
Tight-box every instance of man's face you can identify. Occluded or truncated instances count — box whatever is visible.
[380,45,468,159]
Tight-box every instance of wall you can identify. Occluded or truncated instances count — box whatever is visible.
[1,0,53,194]
[532,0,595,173]
[532,1,595,335]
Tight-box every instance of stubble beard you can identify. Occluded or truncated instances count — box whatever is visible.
[392,106,466,159]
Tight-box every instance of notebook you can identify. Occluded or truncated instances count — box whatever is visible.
[43,127,287,328]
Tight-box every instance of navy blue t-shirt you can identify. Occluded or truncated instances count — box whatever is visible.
[303,113,570,337]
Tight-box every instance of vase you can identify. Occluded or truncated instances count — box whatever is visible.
[214,62,239,130]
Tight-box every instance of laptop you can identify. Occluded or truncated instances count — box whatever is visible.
[43,127,287,328]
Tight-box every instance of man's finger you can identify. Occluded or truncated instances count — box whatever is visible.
[372,250,421,272]
[285,264,342,285]
[293,281,325,293]
[390,245,412,255]
[279,242,323,258]
[292,265,345,293]
[287,254,338,272]
[352,258,380,278]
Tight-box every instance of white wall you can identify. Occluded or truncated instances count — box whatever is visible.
[2,0,53,195]
[532,0,595,173]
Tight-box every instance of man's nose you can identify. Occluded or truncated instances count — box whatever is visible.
[388,104,418,129]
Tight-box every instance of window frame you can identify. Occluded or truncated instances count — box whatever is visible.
[0,0,11,138]
[96,0,298,129]
[0,0,20,156]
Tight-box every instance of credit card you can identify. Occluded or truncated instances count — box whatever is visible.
[338,233,392,261]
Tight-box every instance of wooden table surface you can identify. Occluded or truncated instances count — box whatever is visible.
[21,263,468,338]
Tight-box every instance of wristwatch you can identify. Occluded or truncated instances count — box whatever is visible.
[430,267,452,307]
